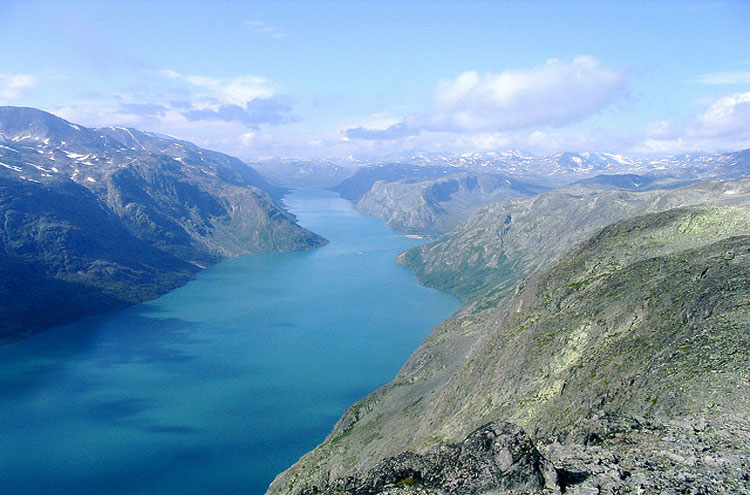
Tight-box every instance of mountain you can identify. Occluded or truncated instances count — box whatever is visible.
[356,173,547,236]
[398,178,750,303]
[250,158,354,189]
[379,149,750,184]
[570,173,693,191]
[331,163,466,202]
[330,164,547,236]
[268,177,750,495]
[0,106,326,342]
[328,150,750,237]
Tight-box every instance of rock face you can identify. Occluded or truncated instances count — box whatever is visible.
[331,164,545,237]
[0,106,326,342]
[356,173,545,237]
[268,178,750,495]
[299,422,559,495]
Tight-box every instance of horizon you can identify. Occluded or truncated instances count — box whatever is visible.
[1,1,749,160]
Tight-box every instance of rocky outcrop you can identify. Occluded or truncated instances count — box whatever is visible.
[298,422,559,495]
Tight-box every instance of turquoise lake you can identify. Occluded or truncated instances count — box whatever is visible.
[0,189,460,495]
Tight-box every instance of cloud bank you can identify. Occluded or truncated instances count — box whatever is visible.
[346,56,627,140]
[641,91,750,153]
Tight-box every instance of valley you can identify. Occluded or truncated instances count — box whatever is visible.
[4,4,749,495]
[269,177,750,495]
[1,107,749,495]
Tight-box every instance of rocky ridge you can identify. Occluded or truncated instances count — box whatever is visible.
[267,179,750,495]
[398,178,750,303]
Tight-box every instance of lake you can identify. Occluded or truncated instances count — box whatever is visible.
[0,189,460,495]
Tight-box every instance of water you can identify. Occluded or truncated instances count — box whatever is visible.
[0,190,460,495]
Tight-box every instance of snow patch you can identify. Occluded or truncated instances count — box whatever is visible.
[0,161,23,172]
[25,162,51,172]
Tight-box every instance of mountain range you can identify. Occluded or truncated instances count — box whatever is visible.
[318,149,750,237]
[0,106,326,342]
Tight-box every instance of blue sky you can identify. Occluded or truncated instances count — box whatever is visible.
[1,0,749,159]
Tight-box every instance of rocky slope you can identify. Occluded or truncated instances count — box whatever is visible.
[268,180,750,495]
[0,106,326,342]
[332,164,545,237]
[356,173,546,237]
[399,178,750,303]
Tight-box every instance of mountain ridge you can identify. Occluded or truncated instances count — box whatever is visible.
[0,106,326,342]
[268,177,750,495]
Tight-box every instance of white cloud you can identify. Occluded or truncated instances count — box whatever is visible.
[640,92,750,153]
[427,56,626,132]
[346,56,627,139]
[245,20,287,39]
[219,76,274,105]
[158,70,274,106]
[0,73,37,102]
[691,71,750,85]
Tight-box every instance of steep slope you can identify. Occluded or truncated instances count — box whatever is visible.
[0,107,326,342]
[331,163,465,202]
[268,184,750,495]
[399,179,750,303]
[356,173,546,236]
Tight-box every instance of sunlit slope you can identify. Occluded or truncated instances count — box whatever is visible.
[269,182,750,495]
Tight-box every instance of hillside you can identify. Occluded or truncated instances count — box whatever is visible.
[331,164,546,236]
[0,107,326,342]
[268,180,750,495]
[356,173,546,236]
[399,179,750,303]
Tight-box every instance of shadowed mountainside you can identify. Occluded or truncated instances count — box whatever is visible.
[0,106,326,342]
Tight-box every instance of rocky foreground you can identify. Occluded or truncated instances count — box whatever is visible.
[299,415,749,495]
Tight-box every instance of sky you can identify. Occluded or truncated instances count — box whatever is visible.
[1,0,749,160]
